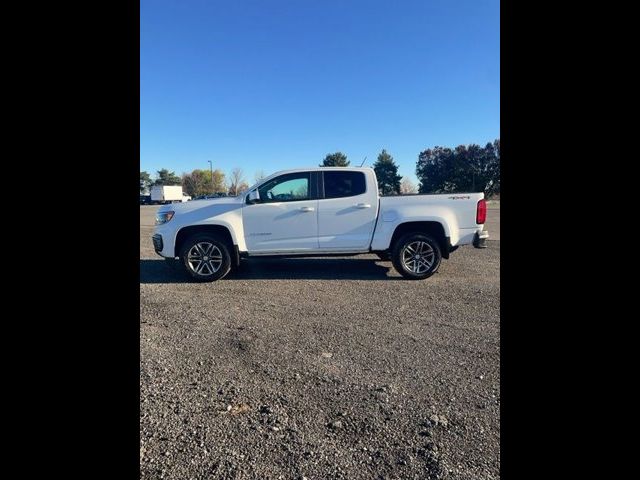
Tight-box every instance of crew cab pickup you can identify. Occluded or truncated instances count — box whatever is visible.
[152,167,489,281]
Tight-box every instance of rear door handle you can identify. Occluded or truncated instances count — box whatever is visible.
[300,206,315,212]
[355,203,371,209]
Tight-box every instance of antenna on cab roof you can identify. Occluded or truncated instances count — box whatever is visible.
[359,156,367,167]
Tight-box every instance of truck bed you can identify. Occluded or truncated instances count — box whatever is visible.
[372,192,485,249]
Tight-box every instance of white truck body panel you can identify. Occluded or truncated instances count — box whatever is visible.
[242,199,320,252]
[317,181,379,251]
[371,193,484,250]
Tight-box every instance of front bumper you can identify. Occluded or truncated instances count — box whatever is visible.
[473,230,489,248]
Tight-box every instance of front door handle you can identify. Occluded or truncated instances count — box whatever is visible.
[300,206,315,212]
[355,203,371,209]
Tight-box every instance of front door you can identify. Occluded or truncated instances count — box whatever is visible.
[242,172,319,253]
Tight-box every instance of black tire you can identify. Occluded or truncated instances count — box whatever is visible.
[391,233,442,280]
[179,234,232,282]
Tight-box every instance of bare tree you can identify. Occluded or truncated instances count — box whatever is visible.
[400,177,418,194]
[228,168,246,196]
[254,170,266,184]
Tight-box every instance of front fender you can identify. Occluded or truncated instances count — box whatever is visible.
[171,218,245,255]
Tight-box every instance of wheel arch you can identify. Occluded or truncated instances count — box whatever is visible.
[174,224,240,267]
[389,221,451,259]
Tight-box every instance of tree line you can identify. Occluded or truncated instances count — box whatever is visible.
[140,139,499,198]
[319,139,499,196]
[140,167,263,197]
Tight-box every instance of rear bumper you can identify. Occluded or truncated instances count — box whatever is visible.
[473,230,489,248]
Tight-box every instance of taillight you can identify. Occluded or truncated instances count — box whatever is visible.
[476,199,487,224]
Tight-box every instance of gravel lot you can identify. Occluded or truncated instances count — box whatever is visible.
[140,204,500,479]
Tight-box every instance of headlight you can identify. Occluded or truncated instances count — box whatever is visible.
[155,211,175,225]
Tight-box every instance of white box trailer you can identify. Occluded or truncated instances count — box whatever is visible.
[150,185,191,204]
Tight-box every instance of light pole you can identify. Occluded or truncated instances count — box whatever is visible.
[207,160,213,195]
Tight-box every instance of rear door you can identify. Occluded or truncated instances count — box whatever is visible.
[242,172,319,253]
[317,170,378,250]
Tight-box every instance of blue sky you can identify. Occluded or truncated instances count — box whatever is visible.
[140,0,499,184]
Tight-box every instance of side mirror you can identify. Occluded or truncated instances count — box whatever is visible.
[246,189,260,204]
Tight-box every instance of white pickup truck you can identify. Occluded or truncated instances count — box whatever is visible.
[152,167,488,281]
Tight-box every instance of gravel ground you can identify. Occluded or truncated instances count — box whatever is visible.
[140,205,500,479]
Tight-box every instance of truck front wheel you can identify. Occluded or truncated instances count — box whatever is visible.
[391,233,442,280]
[179,234,232,282]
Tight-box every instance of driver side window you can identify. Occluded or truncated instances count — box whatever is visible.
[258,173,310,203]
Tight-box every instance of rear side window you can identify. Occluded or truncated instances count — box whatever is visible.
[323,171,366,199]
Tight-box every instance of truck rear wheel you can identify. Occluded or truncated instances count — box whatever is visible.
[179,234,232,282]
[391,233,442,280]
